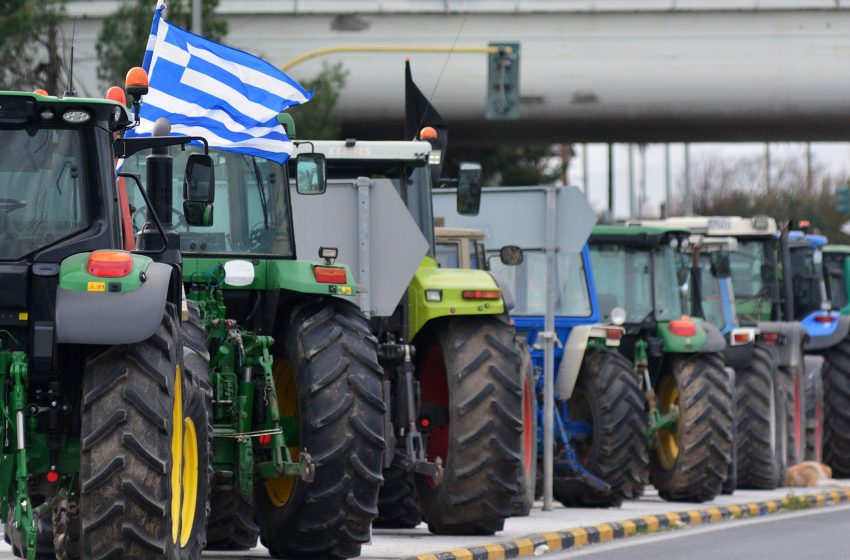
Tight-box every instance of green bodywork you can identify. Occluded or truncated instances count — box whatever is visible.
[58,252,152,293]
[656,320,709,352]
[183,257,357,297]
[407,256,505,340]
[187,284,312,498]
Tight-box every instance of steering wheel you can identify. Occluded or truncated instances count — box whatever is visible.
[0,198,27,212]
[132,205,189,231]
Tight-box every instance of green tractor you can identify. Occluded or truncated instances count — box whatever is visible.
[588,225,734,502]
[121,133,388,557]
[0,87,218,559]
[649,217,815,477]
[290,137,524,534]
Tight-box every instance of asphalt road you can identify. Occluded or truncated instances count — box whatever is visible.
[557,504,850,560]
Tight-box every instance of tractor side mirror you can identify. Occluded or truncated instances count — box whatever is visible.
[500,245,524,266]
[457,162,482,216]
[296,153,327,195]
[183,153,215,227]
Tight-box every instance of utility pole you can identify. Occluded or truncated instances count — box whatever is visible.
[628,144,635,218]
[765,143,771,193]
[192,0,202,35]
[664,143,672,217]
[806,143,813,191]
[684,143,693,216]
[582,143,589,193]
[607,143,614,217]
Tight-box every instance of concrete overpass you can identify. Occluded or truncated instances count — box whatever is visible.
[68,1,850,144]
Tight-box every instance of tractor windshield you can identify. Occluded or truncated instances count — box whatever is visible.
[124,147,294,257]
[824,253,849,311]
[0,127,88,260]
[730,238,772,321]
[699,262,729,332]
[789,245,828,318]
[590,243,685,324]
[488,250,592,317]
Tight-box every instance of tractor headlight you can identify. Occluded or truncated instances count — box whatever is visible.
[425,289,442,302]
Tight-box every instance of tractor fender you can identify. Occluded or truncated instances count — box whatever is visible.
[488,271,515,312]
[56,262,172,345]
[556,325,595,400]
[804,315,850,352]
[698,322,727,353]
[758,321,807,369]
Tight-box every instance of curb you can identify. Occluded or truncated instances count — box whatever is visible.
[400,488,850,560]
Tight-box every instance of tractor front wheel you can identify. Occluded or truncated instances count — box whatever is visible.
[650,353,734,502]
[563,349,649,505]
[415,315,522,535]
[255,297,385,559]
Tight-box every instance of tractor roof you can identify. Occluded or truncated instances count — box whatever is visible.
[632,216,777,237]
[590,224,690,246]
[824,245,850,254]
[435,226,487,240]
[0,91,130,127]
[297,139,431,165]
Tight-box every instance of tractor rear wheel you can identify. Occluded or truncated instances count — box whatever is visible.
[563,349,649,505]
[734,342,783,489]
[205,491,258,550]
[512,337,538,516]
[255,297,385,559]
[415,315,522,535]
[80,308,208,559]
[650,353,734,502]
[822,337,850,476]
[373,467,422,528]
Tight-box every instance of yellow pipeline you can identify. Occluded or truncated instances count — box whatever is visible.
[281,45,512,71]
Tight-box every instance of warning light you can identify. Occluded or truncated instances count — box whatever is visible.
[46,471,59,483]
[258,434,271,445]
[87,251,133,278]
[106,86,127,106]
[419,127,438,140]
[420,418,431,428]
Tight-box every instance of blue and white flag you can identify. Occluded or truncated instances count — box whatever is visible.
[129,1,312,164]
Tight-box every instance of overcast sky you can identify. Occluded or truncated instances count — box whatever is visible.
[566,142,850,219]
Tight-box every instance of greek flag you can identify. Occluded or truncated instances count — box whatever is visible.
[129,1,312,164]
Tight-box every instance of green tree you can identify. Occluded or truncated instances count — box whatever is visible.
[675,152,850,243]
[95,0,227,89]
[285,62,349,139]
[0,0,67,93]
[446,144,565,186]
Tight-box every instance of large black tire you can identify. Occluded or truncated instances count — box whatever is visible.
[822,337,850,476]
[778,365,807,468]
[205,491,258,550]
[80,308,208,559]
[563,349,649,505]
[734,342,783,489]
[722,368,737,496]
[255,297,385,559]
[415,315,522,535]
[650,353,734,502]
[512,337,538,516]
[804,356,824,463]
[373,467,422,528]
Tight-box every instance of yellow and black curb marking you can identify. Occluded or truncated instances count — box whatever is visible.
[401,488,850,560]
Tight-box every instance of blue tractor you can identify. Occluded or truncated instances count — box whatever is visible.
[433,187,648,509]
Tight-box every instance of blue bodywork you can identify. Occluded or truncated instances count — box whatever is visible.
[800,310,841,338]
[511,246,602,455]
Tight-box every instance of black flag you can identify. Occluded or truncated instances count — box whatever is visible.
[405,60,447,185]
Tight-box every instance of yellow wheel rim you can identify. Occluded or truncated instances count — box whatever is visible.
[180,417,199,547]
[171,366,183,545]
[656,374,680,471]
[264,359,300,508]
